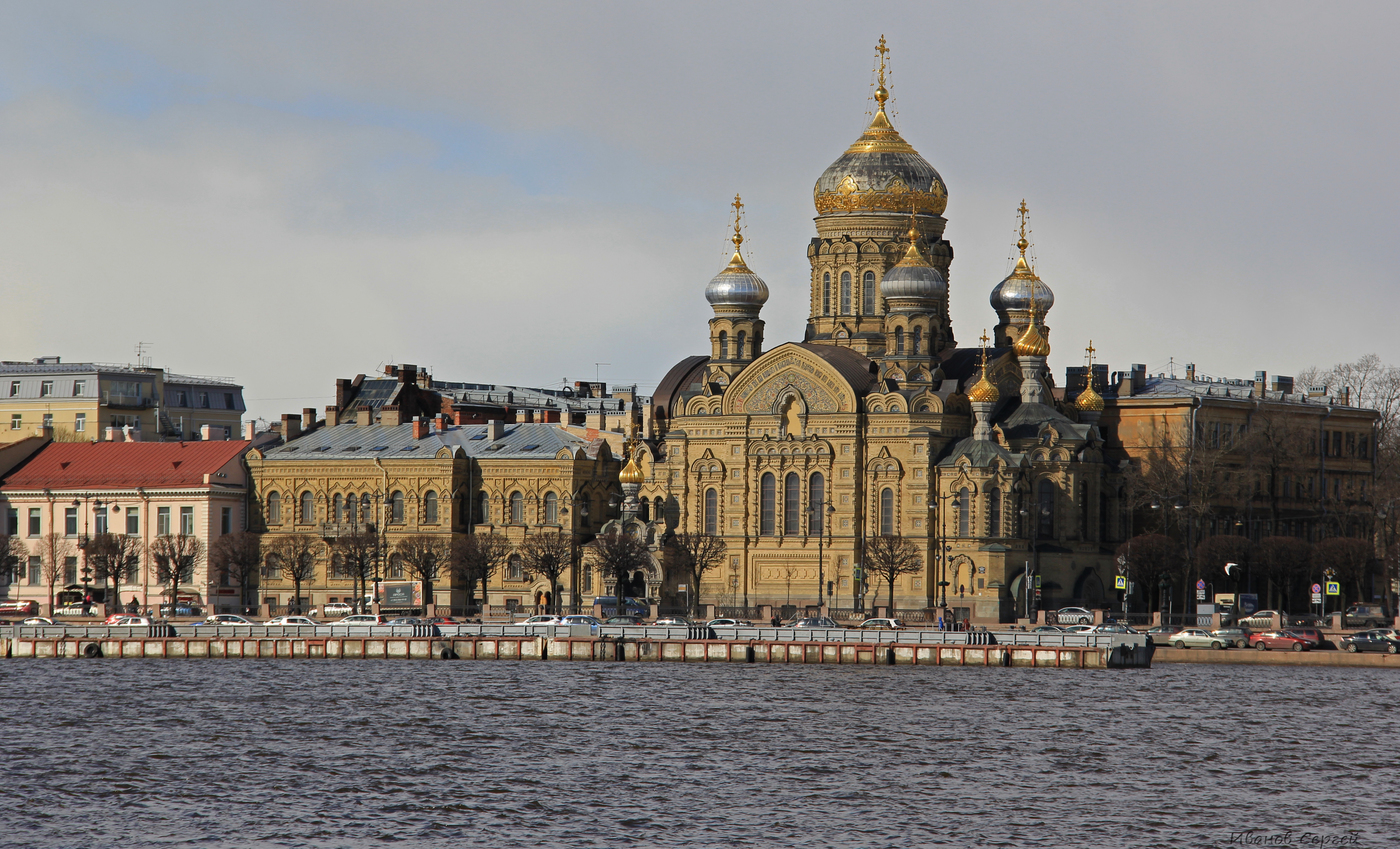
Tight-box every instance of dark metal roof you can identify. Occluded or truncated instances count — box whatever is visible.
[794,344,879,396]
[653,356,709,417]
[262,422,592,461]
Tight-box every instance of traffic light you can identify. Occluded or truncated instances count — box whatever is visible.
[827,581,834,596]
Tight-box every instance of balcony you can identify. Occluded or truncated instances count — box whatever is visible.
[102,393,152,410]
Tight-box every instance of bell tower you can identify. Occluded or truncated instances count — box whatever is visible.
[704,195,768,383]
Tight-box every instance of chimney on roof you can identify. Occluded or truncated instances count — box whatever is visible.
[1185,363,1196,381]
[34,424,53,440]
[381,406,402,427]
[516,409,533,423]
[105,426,121,442]
[1253,370,1267,399]
[433,414,447,432]
[452,409,467,426]
[244,421,256,441]
[487,419,505,441]
[324,405,338,425]
[412,416,430,440]
[1308,385,1327,399]
[200,424,214,441]
[281,413,302,441]
[357,407,373,427]
[1272,375,1294,395]
[335,378,353,409]
[302,408,316,432]
[398,364,417,385]
[1130,364,1147,391]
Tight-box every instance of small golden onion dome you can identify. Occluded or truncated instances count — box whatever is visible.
[1015,322,1051,358]
[1076,383,1105,413]
[968,371,999,404]
[619,457,644,485]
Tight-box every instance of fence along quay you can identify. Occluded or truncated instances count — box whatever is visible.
[2,623,1153,669]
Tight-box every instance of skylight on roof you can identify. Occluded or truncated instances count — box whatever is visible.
[316,446,331,452]
[370,446,388,451]
[484,444,504,452]
[521,444,540,451]
[401,446,418,451]
[283,447,299,452]
[346,446,361,452]
[470,434,487,440]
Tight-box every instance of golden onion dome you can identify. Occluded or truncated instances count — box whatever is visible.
[619,457,644,485]
[1076,383,1105,413]
[1015,322,1051,358]
[968,370,1000,404]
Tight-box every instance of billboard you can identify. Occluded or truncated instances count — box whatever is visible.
[381,581,423,609]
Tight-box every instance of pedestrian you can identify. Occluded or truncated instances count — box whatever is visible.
[963,617,971,632]
[937,615,945,631]
[128,596,138,614]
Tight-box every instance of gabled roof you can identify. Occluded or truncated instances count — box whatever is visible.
[261,422,592,461]
[938,437,1022,467]
[1,441,251,490]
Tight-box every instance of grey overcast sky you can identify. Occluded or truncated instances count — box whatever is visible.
[2,2,1396,424]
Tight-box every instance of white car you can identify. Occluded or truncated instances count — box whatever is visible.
[706,618,752,628]
[558,615,601,634]
[1063,624,1095,634]
[265,616,320,626]
[321,602,353,617]
[1053,607,1094,625]
[1170,628,1225,650]
[192,614,256,627]
[110,616,154,626]
[519,615,562,626]
[336,614,388,625]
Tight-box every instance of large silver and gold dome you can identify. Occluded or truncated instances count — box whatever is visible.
[881,224,946,302]
[813,74,947,217]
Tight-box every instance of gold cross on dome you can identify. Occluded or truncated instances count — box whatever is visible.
[1085,340,1096,365]
[875,36,889,88]
[731,194,745,247]
[980,330,990,348]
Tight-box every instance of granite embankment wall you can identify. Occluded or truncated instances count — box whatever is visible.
[1155,647,1400,668]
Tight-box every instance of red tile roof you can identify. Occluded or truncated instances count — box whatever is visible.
[0,441,251,490]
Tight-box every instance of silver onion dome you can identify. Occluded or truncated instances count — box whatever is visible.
[882,229,946,303]
[990,255,1054,315]
[705,250,769,308]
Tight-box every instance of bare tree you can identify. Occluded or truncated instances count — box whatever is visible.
[0,535,27,586]
[87,533,143,613]
[864,534,923,614]
[518,530,571,615]
[38,532,74,617]
[149,534,206,614]
[589,529,651,612]
[449,532,512,610]
[667,530,727,616]
[331,530,379,613]
[1256,536,1313,611]
[1194,535,1255,594]
[209,531,263,613]
[1115,534,1183,614]
[269,534,319,613]
[395,534,449,613]
[1314,536,1374,607]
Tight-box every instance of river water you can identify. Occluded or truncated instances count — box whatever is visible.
[0,660,1394,848]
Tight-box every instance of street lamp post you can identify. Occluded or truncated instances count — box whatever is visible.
[1018,502,1050,622]
[810,500,834,613]
[559,491,590,615]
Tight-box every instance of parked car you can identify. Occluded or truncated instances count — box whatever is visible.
[0,600,40,615]
[1289,613,1325,628]
[110,616,153,626]
[652,615,695,627]
[336,614,389,625]
[386,617,427,625]
[857,618,906,630]
[1063,624,1095,634]
[705,618,751,628]
[1250,630,1310,651]
[1211,627,1252,648]
[604,615,648,626]
[264,616,320,626]
[192,614,256,627]
[1032,625,1066,633]
[1343,604,1389,629]
[1169,628,1224,649]
[790,617,841,629]
[1286,627,1325,648]
[54,603,98,617]
[1340,630,1400,654]
[559,614,602,635]
[20,617,55,625]
[1054,607,1094,625]
[519,615,562,626]
[1145,625,1182,645]
[1237,610,1288,629]
[158,603,205,618]
[320,602,353,618]
[1089,623,1140,634]
[428,617,458,625]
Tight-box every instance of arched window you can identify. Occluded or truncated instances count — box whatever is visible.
[809,473,825,535]
[390,491,404,523]
[509,491,524,524]
[718,330,729,360]
[704,488,718,535]
[1078,482,1088,539]
[863,270,876,314]
[388,554,404,579]
[760,473,776,536]
[822,272,831,314]
[478,492,490,525]
[360,494,371,524]
[333,493,345,523]
[654,497,665,525]
[894,327,905,355]
[784,472,801,536]
[331,554,346,579]
[880,487,895,536]
[955,488,969,537]
[1038,479,1055,538]
[545,492,558,524]
[507,554,523,582]
[736,331,747,360]
[840,272,852,314]
[424,490,439,524]
[266,492,281,525]
[987,487,1001,537]
[912,327,922,355]
[300,491,314,524]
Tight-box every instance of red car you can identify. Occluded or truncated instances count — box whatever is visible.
[0,600,39,615]
[1250,630,1311,652]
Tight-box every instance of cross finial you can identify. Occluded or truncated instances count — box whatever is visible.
[1085,340,1096,365]
[731,193,744,249]
[980,329,990,348]
[874,36,890,105]
[1016,199,1030,256]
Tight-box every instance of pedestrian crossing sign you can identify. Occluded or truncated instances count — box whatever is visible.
[1325,582,1340,596]
[1114,576,1127,590]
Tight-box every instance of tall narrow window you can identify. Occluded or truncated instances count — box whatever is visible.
[360,494,372,524]
[390,491,404,523]
[987,487,1001,537]
[809,473,825,535]
[760,473,776,535]
[389,554,404,579]
[894,327,905,355]
[822,272,831,314]
[424,490,439,524]
[863,270,876,314]
[1037,479,1055,538]
[840,272,851,314]
[704,488,718,535]
[94,511,107,535]
[718,330,729,360]
[300,491,314,524]
[157,507,171,536]
[65,508,78,536]
[880,488,895,536]
[957,488,970,538]
[736,331,747,360]
[180,506,194,536]
[784,472,801,536]
[508,554,523,582]
[267,492,281,525]
[478,493,490,525]
[333,494,345,523]
[509,491,523,524]
[912,327,922,356]
[74,413,86,433]
[545,492,558,524]
[221,506,232,535]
